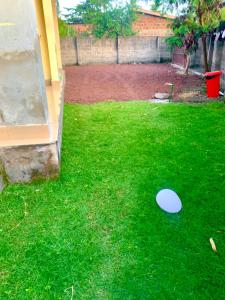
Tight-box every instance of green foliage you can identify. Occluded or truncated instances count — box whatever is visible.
[152,0,222,34]
[151,0,188,14]
[1,102,225,298]
[222,7,225,21]
[166,36,183,49]
[166,15,201,49]
[80,31,90,39]
[153,0,223,70]
[64,0,137,38]
[58,18,76,38]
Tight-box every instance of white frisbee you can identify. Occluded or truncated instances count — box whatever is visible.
[156,189,182,213]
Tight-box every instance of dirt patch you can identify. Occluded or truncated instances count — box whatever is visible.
[65,64,204,103]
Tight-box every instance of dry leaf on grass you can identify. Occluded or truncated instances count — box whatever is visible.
[209,238,217,253]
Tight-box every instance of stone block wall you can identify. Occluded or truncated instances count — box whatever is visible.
[158,37,172,62]
[211,41,225,89]
[190,39,225,90]
[77,37,117,65]
[118,36,159,64]
[173,38,225,90]
[60,37,78,66]
[60,36,171,66]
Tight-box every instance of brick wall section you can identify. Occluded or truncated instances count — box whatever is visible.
[60,36,171,65]
[71,24,92,35]
[70,13,173,37]
[133,14,172,37]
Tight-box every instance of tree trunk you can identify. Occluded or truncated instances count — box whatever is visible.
[202,34,209,72]
[184,53,190,75]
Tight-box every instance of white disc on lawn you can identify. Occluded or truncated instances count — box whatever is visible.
[156,189,182,213]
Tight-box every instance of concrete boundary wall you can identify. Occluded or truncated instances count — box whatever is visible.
[77,37,117,65]
[60,37,78,65]
[190,39,225,90]
[118,36,159,64]
[60,36,171,66]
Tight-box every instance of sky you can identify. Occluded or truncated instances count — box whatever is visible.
[58,0,152,15]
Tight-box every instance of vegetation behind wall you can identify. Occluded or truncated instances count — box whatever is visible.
[63,0,137,38]
[58,18,76,38]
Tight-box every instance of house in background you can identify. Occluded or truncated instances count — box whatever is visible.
[0,0,64,189]
[72,9,174,37]
[133,9,175,37]
[60,8,174,66]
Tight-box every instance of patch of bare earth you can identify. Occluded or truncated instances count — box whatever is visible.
[65,64,204,103]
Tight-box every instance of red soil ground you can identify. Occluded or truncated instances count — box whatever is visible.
[65,64,203,103]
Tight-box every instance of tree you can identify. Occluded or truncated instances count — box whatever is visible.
[153,0,223,72]
[58,18,76,38]
[64,0,137,39]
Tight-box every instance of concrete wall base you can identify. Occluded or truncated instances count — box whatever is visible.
[60,36,172,66]
[0,143,59,188]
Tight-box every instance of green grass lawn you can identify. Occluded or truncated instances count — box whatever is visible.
[1,101,225,299]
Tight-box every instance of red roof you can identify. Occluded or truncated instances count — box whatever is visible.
[137,8,175,20]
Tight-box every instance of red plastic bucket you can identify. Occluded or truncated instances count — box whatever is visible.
[204,71,222,98]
